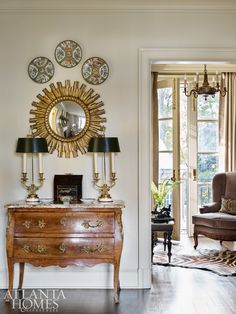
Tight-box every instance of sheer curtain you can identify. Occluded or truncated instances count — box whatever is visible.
[152,72,158,185]
[219,73,236,172]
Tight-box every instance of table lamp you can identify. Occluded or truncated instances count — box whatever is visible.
[88,137,120,202]
[16,136,49,202]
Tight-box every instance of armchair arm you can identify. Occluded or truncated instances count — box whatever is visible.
[199,202,221,214]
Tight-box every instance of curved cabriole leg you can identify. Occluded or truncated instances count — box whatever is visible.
[18,263,25,290]
[5,258,14,303]
[113,210,123,304]
[167,232,172,263]
[114,263,120,304]
[193,232,198,249]
[163,232,167,251]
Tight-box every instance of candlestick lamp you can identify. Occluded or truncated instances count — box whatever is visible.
[88,137,120,202]
[16,136,49,202]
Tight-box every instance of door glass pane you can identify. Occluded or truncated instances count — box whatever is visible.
[159,120,173,151]
[158,151,173,209]
[198,183,212,206]
[197,93,219,208]
[161,189,173,209]
[157,82,174,215]
[197,94,219,120]
[198,153,218,182]
[197,153,218,207]
[158,87,173,118]
[159,152,173,182]
[198,122,218,152]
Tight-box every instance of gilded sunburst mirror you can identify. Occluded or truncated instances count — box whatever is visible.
[30,80,106,158]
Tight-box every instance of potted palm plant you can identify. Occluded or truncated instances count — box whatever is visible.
[151,179,179,218]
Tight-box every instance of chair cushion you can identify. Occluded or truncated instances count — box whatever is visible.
[219,197,236,215]
[192,212,236,230]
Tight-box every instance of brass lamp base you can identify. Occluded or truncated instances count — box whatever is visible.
[26,195,40,203]
[22,177,44,203]
[92,173,117,203]
[98,196,113,202]
[97,183,113,202]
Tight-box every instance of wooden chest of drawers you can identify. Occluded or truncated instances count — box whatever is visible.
[6,201,124,303]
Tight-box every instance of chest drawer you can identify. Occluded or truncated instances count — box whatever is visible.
[14,237,114,259]
[14,212,114,234]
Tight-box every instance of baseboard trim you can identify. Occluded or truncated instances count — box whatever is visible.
[0,268,144,289]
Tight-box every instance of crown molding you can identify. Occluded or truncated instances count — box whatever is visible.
[152,63,236,73]
[1,0,236,14]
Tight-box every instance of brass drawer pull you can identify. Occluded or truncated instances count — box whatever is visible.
[38,219,46,229]
[22,220,32,229]
[60,217,67,227]
[23,244,31,253]
[59,243,67,253]
[81,243,105,254]
[22,219,46,229]
[37,245,46,254]
[82,220,103,229]
[22,244,46,254]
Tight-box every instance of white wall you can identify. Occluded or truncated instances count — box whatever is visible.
[0,1,236,289]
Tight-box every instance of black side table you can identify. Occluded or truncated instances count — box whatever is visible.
[151,219,174,263]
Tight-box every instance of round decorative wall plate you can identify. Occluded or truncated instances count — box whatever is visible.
[55,40,82,68]
[82,57,109,85]
[28,57,54,84]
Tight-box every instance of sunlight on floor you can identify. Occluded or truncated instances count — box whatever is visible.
[180,234,223,250]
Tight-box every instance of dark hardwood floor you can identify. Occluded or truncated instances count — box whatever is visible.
[0,236,235,314]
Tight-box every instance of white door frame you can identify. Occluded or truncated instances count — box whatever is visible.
[138,48,236,288]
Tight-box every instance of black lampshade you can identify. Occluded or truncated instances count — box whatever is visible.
[16,137,49,153]
[88,137,120,153]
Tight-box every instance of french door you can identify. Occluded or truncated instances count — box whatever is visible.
[157,79,180,240]
[188,93,220,235]
[156,79,220,238]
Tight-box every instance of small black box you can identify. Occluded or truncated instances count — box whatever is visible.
[54,174,83,203]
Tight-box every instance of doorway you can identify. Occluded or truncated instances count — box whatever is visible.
[138,48,236,288]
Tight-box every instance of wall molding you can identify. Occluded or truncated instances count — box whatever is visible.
[1,0,236,14]
[0,269,139,289]
[1,9,236,15]
[138,47,236,288]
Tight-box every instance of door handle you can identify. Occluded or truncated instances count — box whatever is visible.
[193,169,197,181]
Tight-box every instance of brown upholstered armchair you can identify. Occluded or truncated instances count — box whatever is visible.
[192,172,236,249]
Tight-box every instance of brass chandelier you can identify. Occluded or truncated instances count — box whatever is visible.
[183,64,227,101]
